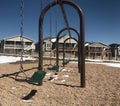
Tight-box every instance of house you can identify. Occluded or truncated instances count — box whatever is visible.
[41,34,77,52]
[85,42,111,59]
[0,35,35,54]
[109,43,120,59]
[57,34,77,52]
[34,34,78,57]
[43,37,56,52]
[0,41,1,51]
[118,46,120,57]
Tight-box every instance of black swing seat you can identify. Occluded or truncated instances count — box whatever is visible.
[28,71,46,84]
[22,89,37,100]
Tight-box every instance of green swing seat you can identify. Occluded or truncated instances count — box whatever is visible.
[48,65,59,71]
[62,60,69,65]
[28,71,46,84]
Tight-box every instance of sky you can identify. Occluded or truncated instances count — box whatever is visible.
[0,0,120,45]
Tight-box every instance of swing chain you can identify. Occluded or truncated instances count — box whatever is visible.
[20,0,24,72]
[15,0,27,81]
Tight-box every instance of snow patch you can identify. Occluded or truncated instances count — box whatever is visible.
[86,59,120,68]
[0,56,35,64]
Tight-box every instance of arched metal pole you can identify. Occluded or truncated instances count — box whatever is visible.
[56,27,79,69]
[63,36,78,67]
[39,0,85,87]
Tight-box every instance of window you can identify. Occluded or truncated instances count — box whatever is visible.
[25,42,32,46]
[16,41,22,45]
[5,41,14,45]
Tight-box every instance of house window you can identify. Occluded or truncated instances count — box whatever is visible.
[118,47,120,56]
[46,43,52,50]
[96,47,102,52]
[59,43,63,48]
[25,42,32,46]
[5,41,14,45]
[47,43,52,48]
[16,41,22,45]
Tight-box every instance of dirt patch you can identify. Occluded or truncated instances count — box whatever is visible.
[0,60,120,106]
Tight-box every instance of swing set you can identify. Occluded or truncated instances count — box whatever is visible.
[15,0,85,87]
[15,0,46,85]
[63,33,78,67]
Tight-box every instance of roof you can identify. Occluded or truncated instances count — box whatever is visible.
[85,42,91,46]
[1,35,34,42]
[43,37,56,43]
[88,42,110,48]
[109,43,120,47]
[58,34,77,43]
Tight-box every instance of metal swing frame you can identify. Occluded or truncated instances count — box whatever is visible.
[38,0,85,87]
[62,33,78,67]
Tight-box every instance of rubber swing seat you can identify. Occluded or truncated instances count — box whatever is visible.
[62,60,69,65]
[28,71,46,84]
[48,65,59,71]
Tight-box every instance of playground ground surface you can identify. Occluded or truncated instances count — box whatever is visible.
[0,59,120,106]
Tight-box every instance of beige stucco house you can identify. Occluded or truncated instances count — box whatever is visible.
[0,35,35,54]
[43,34,77,52]
[85,42,111,59]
